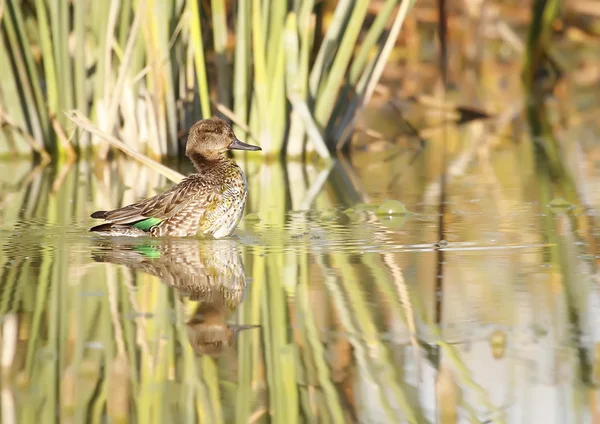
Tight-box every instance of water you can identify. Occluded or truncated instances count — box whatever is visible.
[0,146,599,424]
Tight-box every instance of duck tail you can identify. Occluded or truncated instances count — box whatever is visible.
[91,210,108,219]
[89,222,148,237]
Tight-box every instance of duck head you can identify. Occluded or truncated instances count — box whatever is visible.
[186,311,260,357]
[186,117,261,163]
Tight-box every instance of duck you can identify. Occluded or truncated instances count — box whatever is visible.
[90,117,261,238]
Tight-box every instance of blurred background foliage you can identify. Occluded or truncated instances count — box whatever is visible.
[1,0,597,162]
[0,0,417,160]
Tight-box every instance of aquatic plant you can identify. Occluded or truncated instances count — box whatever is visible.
[0,0,415,160]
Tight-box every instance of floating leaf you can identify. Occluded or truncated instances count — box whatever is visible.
[376,200,407,216]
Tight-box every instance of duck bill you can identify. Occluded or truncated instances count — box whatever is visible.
[229,324,261,339]
[230,324,261,333]
[228,138,261,151]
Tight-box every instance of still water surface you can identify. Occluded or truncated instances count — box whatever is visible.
[0,145,598,423]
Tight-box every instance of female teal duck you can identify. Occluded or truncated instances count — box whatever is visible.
[90,118,261,238]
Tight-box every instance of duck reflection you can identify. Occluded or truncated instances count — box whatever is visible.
[92,238,258,356]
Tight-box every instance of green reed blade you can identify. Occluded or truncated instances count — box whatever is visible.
[284,14,330,160]
[235,244,261,423]
[233,0,251,135]
[201,357,224,423]
[361,0,415,107]
[49,0,73,123]
[286,6,315,157]
[73,0,89,149]
[0,259,20,318]
[522,0,560,90]
[47,195,64,422]
[259,275,278,420]
[91,0,120,154]
[4,0,49,146]
[335,0,416,149]
[333,49,377,145]
[25,251,53,374]
[104,0,146,140]
[0,45,37,156]
[163,2,183,155]
[90,373,108,424]
[250,0,270,152]
[118,0,133,47]
[260,0,270,43]
[136,0,166,157]
[308,0,353,100]
[174,299,211,423]
[34,0,58,116]
[297,7,314,105]
[188,0,212,118]
[246,211,266,416]
[266,0,285,79]
[349,0,399,84]
[284,12,304,157]
[314,0,369,129]
[289,99,329,160]
[255,162,297,422]
[296,267,345,422]
[211,0,230,110]
[118,273,141,393]
[143,0,180,156]
[315,254,399,422]
[286,110,304,160]
[292,256,317,421]
[89,0,112,133]
[269,41,286,153]
[234,326,253,423]
[265,0,287,152]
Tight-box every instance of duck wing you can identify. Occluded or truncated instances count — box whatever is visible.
[91,175,208,225]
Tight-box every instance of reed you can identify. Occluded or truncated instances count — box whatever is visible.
[2,1,600,421]
[522,0,561,92]
[0,0,415,161]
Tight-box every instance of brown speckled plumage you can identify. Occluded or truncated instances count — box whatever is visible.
[90,117,261,238]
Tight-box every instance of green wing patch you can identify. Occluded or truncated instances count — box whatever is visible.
[133,217,163,231]
[133,244,162,259]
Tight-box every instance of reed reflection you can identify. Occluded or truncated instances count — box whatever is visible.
[93,238,259,356]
